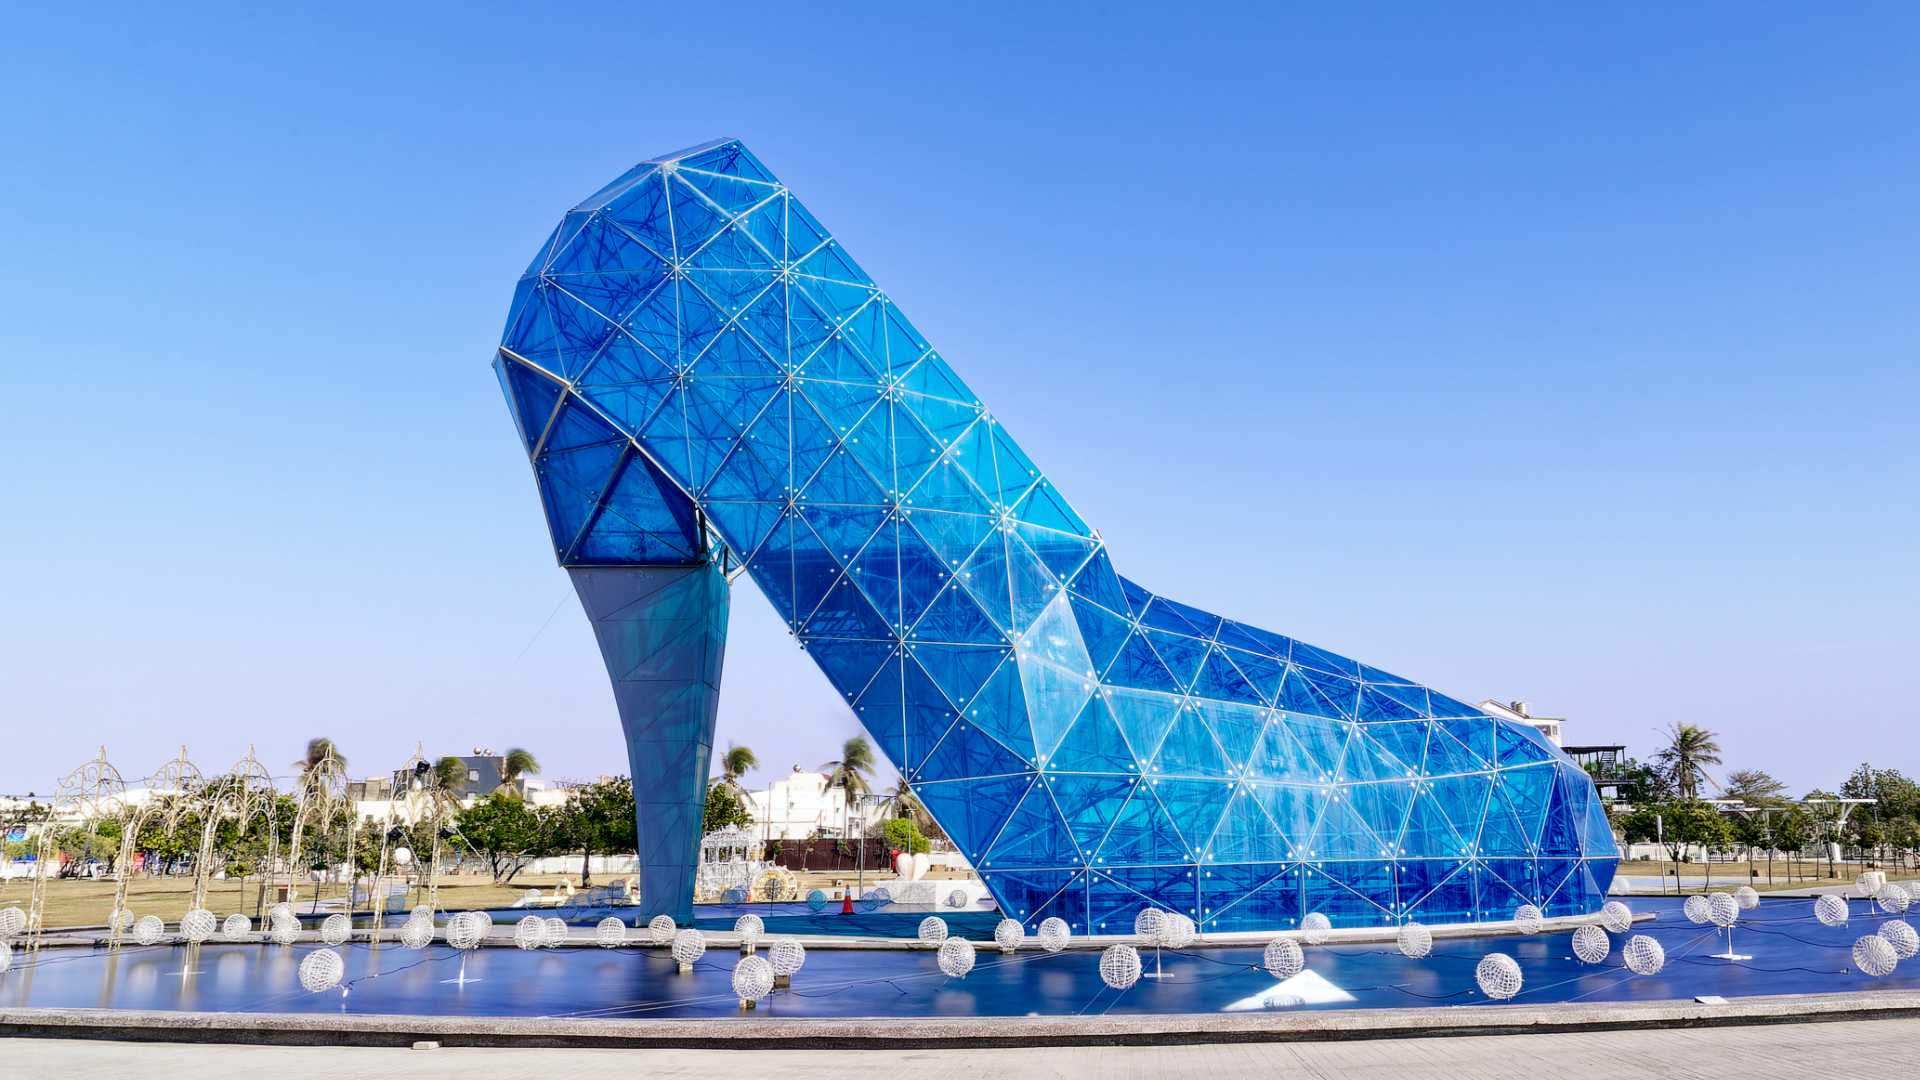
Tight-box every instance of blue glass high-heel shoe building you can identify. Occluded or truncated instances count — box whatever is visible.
[494,139,1620,931]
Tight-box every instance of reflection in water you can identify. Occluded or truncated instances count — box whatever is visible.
[95,952,119,1010]
[1222,970,1354,1010]
[0,898,1912,1019]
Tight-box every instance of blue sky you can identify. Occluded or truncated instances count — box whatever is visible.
[3,5,1915,798]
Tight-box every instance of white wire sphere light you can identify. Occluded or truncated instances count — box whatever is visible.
[1475,952,1524,1000]
[399,916,434,950]
[1264,938,1304,979]
[0,941,10,976]
[133,915,166,946]
[298,947,345,992]
[937,937,977,978]
[1162,912,1196,949]
[447,912,489,950]
[0,907,25,938]
[110,908,136,933]
[1038,917,1070,953]
[947,889,967,909]
[1133,907,1166,942]
[1599,900,1634,934]
[1299,911,1332,944]
[1623,934,1666,975]
[319,913,351,945]
[410,905,433,922]
[1878,919,1919,960]
[181,908,217,943]
[1396,922,1433,960]
[513,915,545,950]
[734,913,764,946]
[595,917,626,948]
[270,917,301,945]
[732,954,775,1002]
[671,928,706,966]
[267,902,293,925]
[1707,892,1740,929]
[1682,894,1712,925]
[1814,894,1850,927]
[1853,934,1898,977]
[994,918,1025,952]
[918,916,949,946]
[1100,943,1142,990]
[648,914,677,945]
[221,914,252,940]
[1571,924,1611,964]
[543,916,567,947]
[1877,883,1912,915]
[1513,904,1544,935]
[1734,886,1760,911]
[769,936,806,976]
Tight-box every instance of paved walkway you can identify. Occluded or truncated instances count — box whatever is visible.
[12,1018,1920,1079]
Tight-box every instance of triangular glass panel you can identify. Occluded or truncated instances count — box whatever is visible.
[1103,688,1179,769]
[1044,696,1137,775]
[1105,629,1180,693]
[1205,787,1289,863]
[1152,778,1235,854]
[801,577,894,641]
[1096,784,1190,864]
[1250,784,1326,854]
[908,641,1008,711]
[914,775,1028,864]
[981,781,1081,870]
[916,718,1029,784]
[1192,648,1263,705]
[1149,708,1233,778]
[1050,774,1138,856]
[909,580,1005,646]
[1280,714,1348,781]
[963,654,1036,763]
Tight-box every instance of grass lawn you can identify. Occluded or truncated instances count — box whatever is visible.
[1610,858,1917,892]
[0,867,949,930]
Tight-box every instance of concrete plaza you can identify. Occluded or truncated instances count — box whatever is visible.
[10,1017,1918,1078]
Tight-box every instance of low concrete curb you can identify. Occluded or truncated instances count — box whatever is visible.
[3,990,1918,1049]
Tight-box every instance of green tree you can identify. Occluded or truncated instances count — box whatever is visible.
[1619,799,1733,887]
[1652,724,1721,801]
[547,777,636,887]
[713,743,759,796]
[454,790,546,883]
[297,738,348,779]
[1723,769,1788,806]
[501,748,540,791]
[433,756,467,794]
[821,735,875,840]
[1771,807,1812,883]
[881,816,929,855]
[704,783,752,832]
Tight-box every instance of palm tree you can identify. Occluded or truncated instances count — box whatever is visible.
[433,756,467,795]
[821,736,875,842]
[296,738,347,778]
[714,744,759,793]
[1653,723,1721,801]
[501,747,540,791]
[882,777,927,827]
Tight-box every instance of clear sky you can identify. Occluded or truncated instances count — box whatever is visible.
[3,5,1915,799]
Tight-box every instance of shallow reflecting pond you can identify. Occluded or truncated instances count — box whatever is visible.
[4,897,1912,1019]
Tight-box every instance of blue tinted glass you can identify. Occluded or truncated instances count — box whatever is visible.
[499,140,1619,929]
